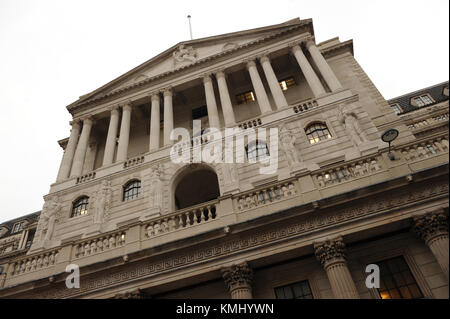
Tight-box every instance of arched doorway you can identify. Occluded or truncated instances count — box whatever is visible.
[173,165,220,211]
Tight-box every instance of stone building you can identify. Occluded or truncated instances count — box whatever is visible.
[0,18,448,299]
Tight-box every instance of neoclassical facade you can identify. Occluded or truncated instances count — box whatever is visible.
[0,18,448,299]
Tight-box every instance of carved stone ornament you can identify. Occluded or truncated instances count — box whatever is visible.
[148,164,164,210]
[412,210,449,243]
[314,237,347,268]
[173,44,197,66]
[94,180,113,225]
[37,196,61,243]
[338,104,368,145]
[221,262,253,291]
[279,125,301,166]
[113,288,147,299]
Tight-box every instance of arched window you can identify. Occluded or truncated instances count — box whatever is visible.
[123,180,141,201]
[71,196,89,217]
[305,123,332,144]
[246,140,269,161]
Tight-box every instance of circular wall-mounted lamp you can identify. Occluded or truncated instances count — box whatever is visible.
[381,128,399,160]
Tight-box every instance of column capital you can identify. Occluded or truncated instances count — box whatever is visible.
[121,102,132,111]
[80,116,94,126]
[314,236,347,268]
[215,69,227,79]
[107,105,120,114]
[69,120,81,128]
[163,87,173,97]
[148,92,160,101]
[202,73,213,83]
[245,59,257,69]
[221,262,253,292]
[305,38,316,50]
[412,210,449,244]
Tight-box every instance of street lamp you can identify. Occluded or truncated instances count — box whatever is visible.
[381,128,399,160]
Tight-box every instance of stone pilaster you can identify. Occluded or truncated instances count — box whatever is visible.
[314,237,360,299]
[412,210,449,281]
[222,262,253,299]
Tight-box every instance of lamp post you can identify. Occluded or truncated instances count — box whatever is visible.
[381,128,399,160]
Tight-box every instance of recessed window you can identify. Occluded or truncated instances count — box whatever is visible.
[236,91,256,104]
[123,180,141,201]
[274,280,313,299]
[390,104,402,115]
[246,140,269,161]
[192,105,208,120]
[413,94,434,107]
[11,221,24,234]
[305,122,332,144]
[376,256,423,299]
[279,77,296,91]
[71,196,89,218]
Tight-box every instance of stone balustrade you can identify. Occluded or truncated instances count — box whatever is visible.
[238,118,262,130]
[408,113,449,130]
[9,249,60,277]
[123,155,145,168]
[399,136,449,162]
[236,180,297,212]
[74,231,126,259]
[76,171,96,184]
[144,200,218,238]
[314,156,383,188]
[293,99,318,114]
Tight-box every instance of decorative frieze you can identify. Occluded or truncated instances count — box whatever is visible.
[293,99,318,113]
[238,118,262,130]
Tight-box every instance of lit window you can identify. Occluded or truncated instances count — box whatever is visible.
[279,77,296,91]
[275,280,313,299]
[11,221,24,234]
[305,123,332,144]
[236,91,256,104]
[123,180,141,201]
[390,104,402,115]
[246,140,269,161]
[71,196,89,218]
[375,256,423,299]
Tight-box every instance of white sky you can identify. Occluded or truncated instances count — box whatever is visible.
[0,0,448,223]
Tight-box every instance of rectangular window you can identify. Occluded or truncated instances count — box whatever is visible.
[414,97,425,107]
[192,106,208,120]
[11,221,24,234]
[376,256,423,299]
[390,104,402,115]
[279,77,296,91]
[236,91,256,104]
[274,280,313,299]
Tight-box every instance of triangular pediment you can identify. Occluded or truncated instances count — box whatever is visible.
[69,18,311,110]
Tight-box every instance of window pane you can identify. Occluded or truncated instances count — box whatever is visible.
[274,280,313,299]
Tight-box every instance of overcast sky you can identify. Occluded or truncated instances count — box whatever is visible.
[0,0,448,223]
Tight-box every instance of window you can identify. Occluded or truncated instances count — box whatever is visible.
[279,77,296,91]
[390,104,402,115]
[11,221,24,234]
[25,229,35,249]
[246,140,269,161]
[123,180,141,201]
[275,280,313,299]
[376,256,423,299]
[71,196,89,218]
[413,94,434,107]
[236,91,256,104]
[305,123,332,144]
[192,106,208,120]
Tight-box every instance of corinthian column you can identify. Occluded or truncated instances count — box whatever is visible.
[163,88,174,146]
[215,70,236,127]
[56,120,80,181]
[259,54,288,109]
[246,59,272,114]
[314,237,360,299]
[306,40,343,92]
[102,106,120,166]
[203,74,221,129]
[412,210,449,281]
[70,117,93,177]
[117,103,132,161]
[222,262,253,299]
[149,93,161,151]
[291,44,326,97]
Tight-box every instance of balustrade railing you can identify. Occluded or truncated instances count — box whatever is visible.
[9,249,60,277]
[73,230,126,259]
[399,136,449,162]
[293,99,318,114]
[76,172,96,184]
[124,155,145,168]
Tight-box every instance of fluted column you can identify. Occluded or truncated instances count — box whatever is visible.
[149,93,161,151]
[306,40,342,92]
[116,103,132,161]
[222,262,253,299]
[314,237,360,299]
[246,60,272,114]
[291,44,326,97]
[259,55,288,109]
[215,70,236,127]
[412,210,449,281]
[102,106,120,166]
[203,74,221,129]
[56,120,81,181]
[163,88,174,146]
[70,117,93,177]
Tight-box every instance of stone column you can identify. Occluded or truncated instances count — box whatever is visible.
[116,103,132,162]
[221,262,253,299]
[246,59,272,114]
[163,88,174,146]
[314,237,360,299]
[306,40,343,92]
[149,93,161,151]
[412,210,449,281]
[70,117,93,177]
[203,74,221,129]
[102,106,120,166]
[291,44,326,97]
[259,54,288,109]
[215,70,236,127]
[56,120,81,181]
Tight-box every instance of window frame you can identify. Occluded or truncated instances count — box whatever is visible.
[411,94,434,107]
[304,122,333,145]
[245,140,270,162]
[390,103,402,115]
[274,279,314,299]
[236,90,256,105]
[123,179,142,202]
[279,76,297,91]
[11,221,24,234]
[71,196,89,218]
